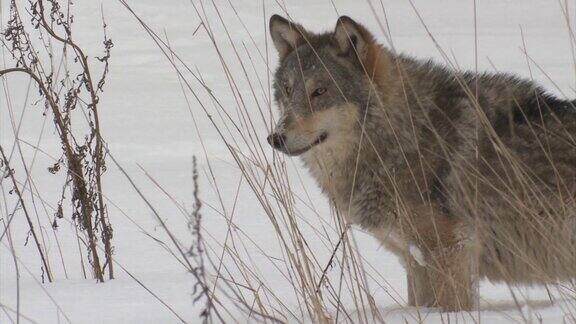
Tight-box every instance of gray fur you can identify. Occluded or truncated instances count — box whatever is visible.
[268,14,576,311]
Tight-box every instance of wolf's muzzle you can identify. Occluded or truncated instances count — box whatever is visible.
[267,133,286,150]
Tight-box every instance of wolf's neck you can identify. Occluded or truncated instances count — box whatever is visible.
[300,139,359,198]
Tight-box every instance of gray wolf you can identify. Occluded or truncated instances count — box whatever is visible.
[267,14,576,311]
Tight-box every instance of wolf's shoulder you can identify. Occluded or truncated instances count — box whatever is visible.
[398,53,538,92]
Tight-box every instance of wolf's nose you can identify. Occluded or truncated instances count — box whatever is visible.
[267,133,285,149]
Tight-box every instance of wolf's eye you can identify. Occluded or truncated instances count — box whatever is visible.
[285,86,292,96]
[312,87,327,97]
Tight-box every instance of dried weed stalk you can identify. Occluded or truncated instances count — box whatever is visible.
[0,0,113,281]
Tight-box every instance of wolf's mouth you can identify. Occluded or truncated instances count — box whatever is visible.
[285,132,328,156]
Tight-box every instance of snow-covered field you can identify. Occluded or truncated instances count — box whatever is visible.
[1,0,576,323]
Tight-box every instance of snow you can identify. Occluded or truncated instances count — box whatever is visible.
[1,0,575,323]
[408,245,426,267]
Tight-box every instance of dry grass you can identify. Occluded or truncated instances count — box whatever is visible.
[2,0,576,323]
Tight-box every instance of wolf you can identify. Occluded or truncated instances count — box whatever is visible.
[266,14,576,311]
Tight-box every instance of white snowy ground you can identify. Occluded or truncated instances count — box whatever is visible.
[1,0,576,323]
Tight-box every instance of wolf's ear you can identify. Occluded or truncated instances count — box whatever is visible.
[270,15,307,60]
[333,16,373,62]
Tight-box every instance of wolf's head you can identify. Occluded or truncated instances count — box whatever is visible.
[267,15,381,156]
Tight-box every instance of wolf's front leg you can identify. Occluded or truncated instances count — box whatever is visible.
[406,259,436,307]
[426,244,478,311]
